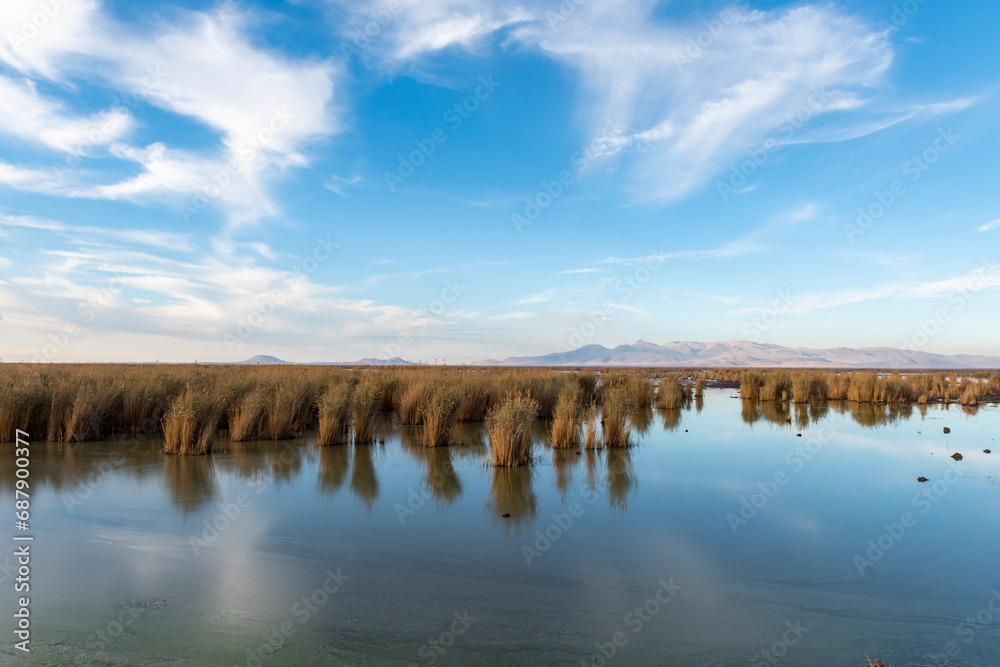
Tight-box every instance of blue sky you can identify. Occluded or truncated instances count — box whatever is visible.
[0,0,998,363]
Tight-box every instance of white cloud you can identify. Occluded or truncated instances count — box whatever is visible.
[0,0,104,79]
[336,0,532,63]
[490,311,536,320]
[0,214,192,251]
[598,240,764,266]
[514,289,552,304]
[788,262,1000,313]
[512,4,898,202]
[0,3,341,227]
[0,75,133,152]
[555,267,603,275]
[978,219,1000,232]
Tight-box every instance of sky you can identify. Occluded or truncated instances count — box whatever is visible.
[0,0,998,364]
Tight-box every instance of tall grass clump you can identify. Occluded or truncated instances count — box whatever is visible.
[847,372,878,403]
[694,379,705,399]
[488,394,539,466]
[793,374,828,403]
[163,386,224,455]
[229,385,269,441]
[655,375,687,409]
[456,373,493,421]
[422,385,463,447]
[576,371,597,403]
[0,372,48,442]
[351,376,382,444]
[263,381,310,440]
[601,385,634,448]
[396,380,431,425]
[583,404,600,450]
[760,371,792,402]
[551,386,583,448]
[317,383,352,445]
[739,370,764,401]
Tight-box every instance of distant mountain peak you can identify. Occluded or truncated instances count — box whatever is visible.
[480,341,1000,369]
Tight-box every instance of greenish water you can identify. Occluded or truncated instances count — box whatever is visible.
[2,390,999,666]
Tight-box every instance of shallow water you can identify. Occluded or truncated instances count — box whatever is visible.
[2,390,1000,666]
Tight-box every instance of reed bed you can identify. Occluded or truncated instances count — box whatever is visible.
[2,365,998,452]
[487,394,539,466]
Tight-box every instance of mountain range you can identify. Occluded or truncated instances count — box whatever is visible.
[229,342,1000,368]
[480,340,1000,368]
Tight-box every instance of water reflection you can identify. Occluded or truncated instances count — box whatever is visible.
[401,433,463,506]
[552,446,581,502]
[605,448,637,511]
[660,408,683,432]
[631,406,654,436]
[162,455,216,515]
[317,444,351,497]
[486,466,537,535]
[350,444,380,510]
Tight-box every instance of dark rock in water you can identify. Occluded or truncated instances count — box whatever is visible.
[943,427,951,434]
[502,513,511,518]
[917,477,928,483]
[796,433,802,437]
[951,453,963,461]
[685,429,688,433]
[985,449,992,454]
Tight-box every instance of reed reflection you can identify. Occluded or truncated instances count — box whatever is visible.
[487,466,537,535]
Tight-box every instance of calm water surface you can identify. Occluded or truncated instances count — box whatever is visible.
[2,390,1000,666]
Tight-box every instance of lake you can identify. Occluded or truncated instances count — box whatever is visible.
[2,389,999,665]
